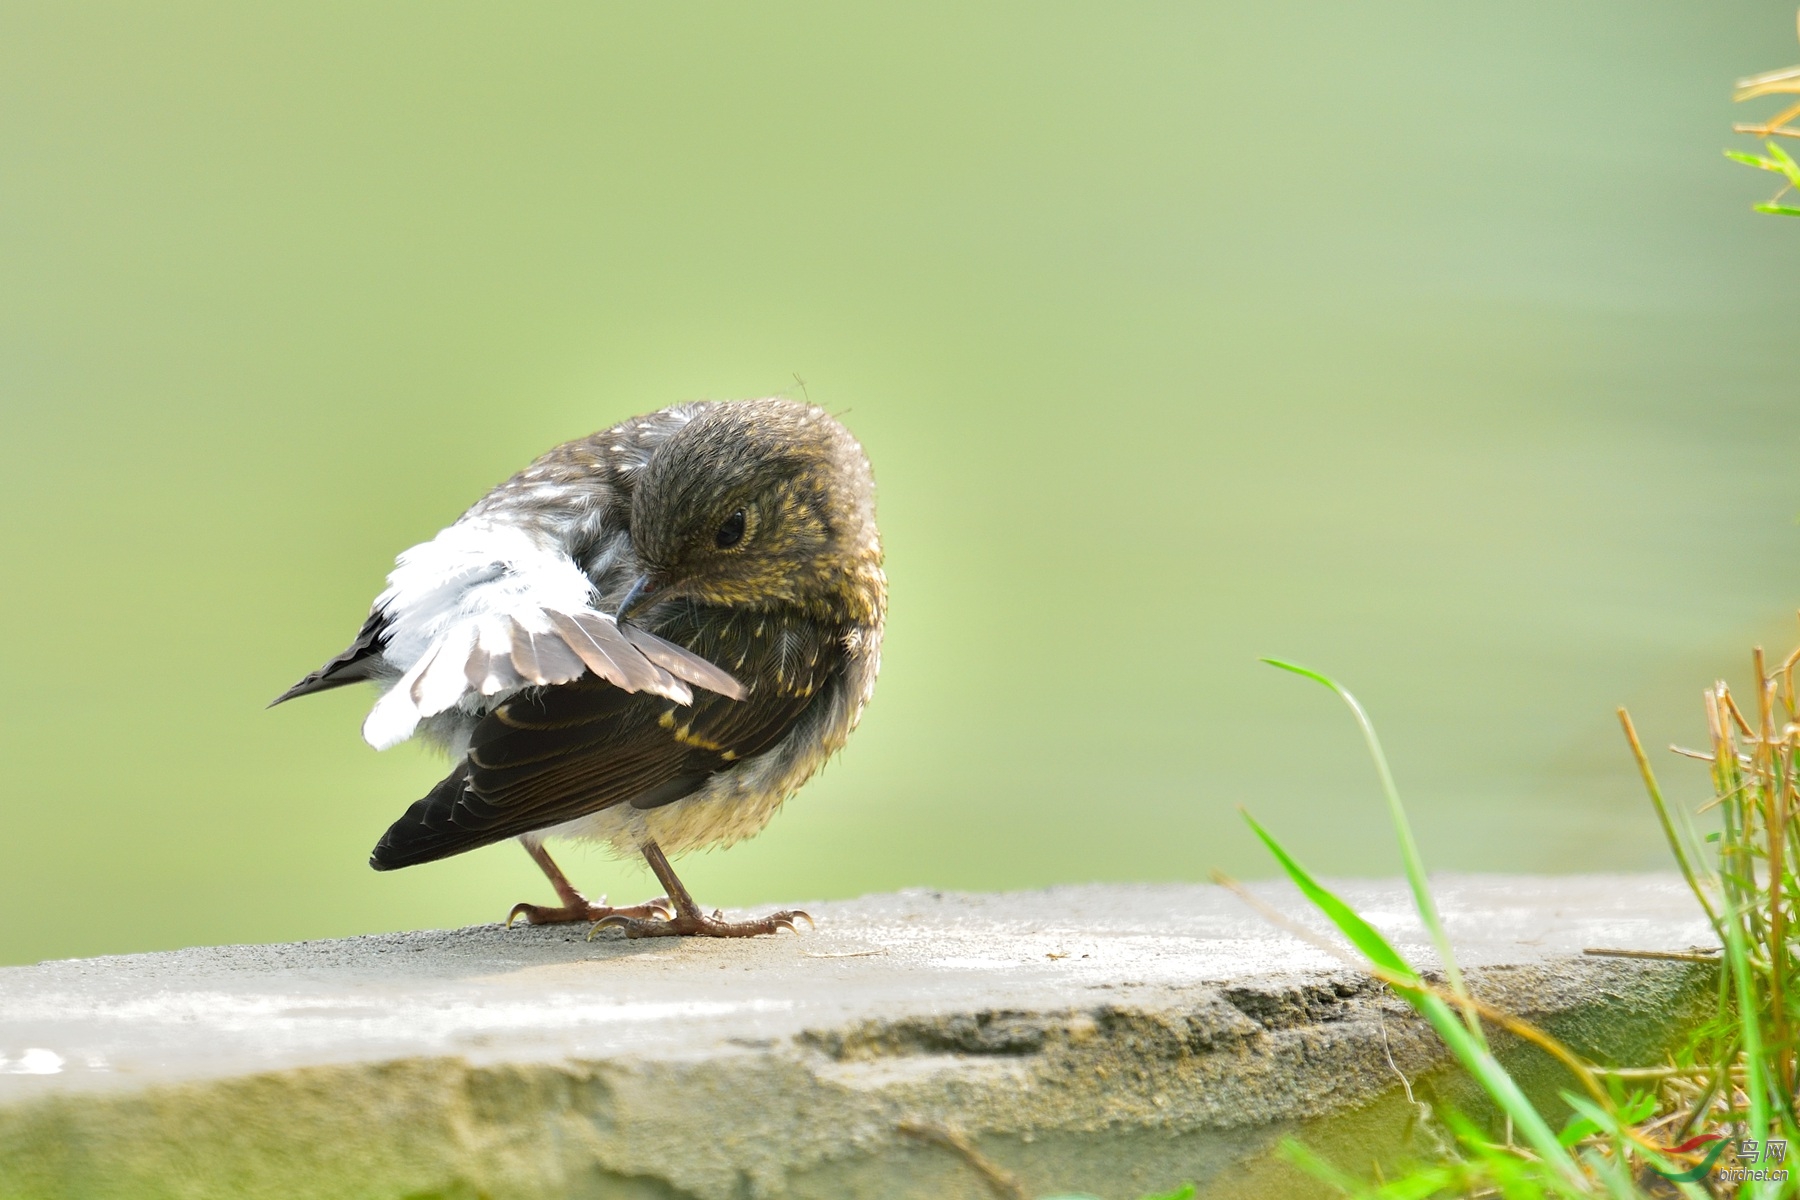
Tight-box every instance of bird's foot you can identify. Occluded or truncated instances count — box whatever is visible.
[589,906,814,940]
[506,895,675,928]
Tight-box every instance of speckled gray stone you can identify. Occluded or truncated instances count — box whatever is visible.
[0,876,1719,1200]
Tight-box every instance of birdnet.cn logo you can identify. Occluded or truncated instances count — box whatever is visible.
[1652,1133,1788,1184]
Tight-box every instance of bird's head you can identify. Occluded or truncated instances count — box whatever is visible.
[623,399,883,625]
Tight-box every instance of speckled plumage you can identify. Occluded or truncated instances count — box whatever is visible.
[275,398,884,937]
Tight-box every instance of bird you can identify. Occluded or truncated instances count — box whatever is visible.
[271,397,885,938]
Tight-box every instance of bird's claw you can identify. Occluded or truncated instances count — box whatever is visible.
[770,911,816,934]
[586,911,633,940]
[511,895,674,930]
[587,907,815,940]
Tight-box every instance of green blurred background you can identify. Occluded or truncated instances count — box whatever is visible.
[3,3,1798,966]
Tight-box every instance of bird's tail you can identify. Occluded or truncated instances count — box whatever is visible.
[269,610,389,707]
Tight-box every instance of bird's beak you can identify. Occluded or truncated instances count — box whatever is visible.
[615,573,657,624]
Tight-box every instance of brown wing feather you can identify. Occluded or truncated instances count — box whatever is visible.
[368,608,838,870]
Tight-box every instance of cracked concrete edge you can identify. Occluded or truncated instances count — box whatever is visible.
[0,955,1714,1200]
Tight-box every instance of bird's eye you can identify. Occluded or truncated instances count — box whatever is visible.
[714,509,747,549]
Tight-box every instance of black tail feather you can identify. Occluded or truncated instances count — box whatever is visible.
[267,668,368,707]
[369,762,516,870]
[270,609,389,708]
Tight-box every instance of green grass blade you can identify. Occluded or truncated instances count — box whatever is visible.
[1725,148,1779,167]
[1763,139,1800,184]
[1262,659,1481,1042]
[1284,1136,1461,1198]
[1241,809,1588,1192]
[1411,995,1592,1195]
[1617,709,1722,936]
[1559,1094,1711,1200]
[1722,882,1771,1192]
[1241,810,1418,982]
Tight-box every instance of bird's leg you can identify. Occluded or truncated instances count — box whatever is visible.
[591,840,812,939]
[505,838,674,927]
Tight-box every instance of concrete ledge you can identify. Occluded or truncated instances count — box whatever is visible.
[0,876,1717,1199]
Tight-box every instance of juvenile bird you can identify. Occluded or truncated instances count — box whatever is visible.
[273,398,885,938]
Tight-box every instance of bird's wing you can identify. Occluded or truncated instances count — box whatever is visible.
[369,613,836,868]
[357,519,741,750]
[268,607,391,706]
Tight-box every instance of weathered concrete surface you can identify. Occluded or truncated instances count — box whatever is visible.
[0,875,1717,1200]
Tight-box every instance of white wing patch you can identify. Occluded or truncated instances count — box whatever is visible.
[360,519,742,751]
